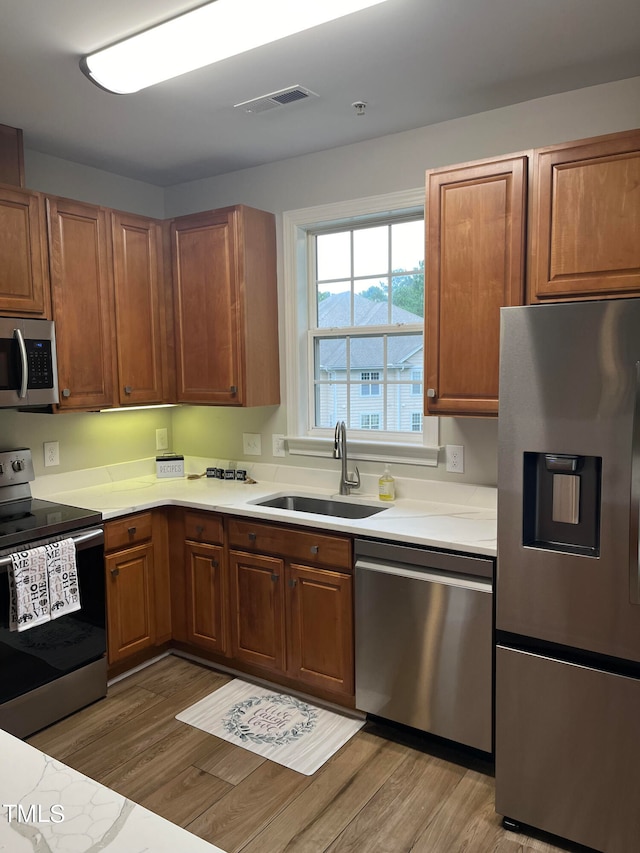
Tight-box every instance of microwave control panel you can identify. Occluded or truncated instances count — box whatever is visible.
[26,340,54,388]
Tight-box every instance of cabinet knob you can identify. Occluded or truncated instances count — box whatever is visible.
[310,545,319,555]
[196,525,204,535]
[211,559,219,568]
[124,385,132,395]
[248,532,257,542]
[426,388,437,398]
[288,578,297,588]
[110,567,120,577]
[128,526,136,535]
[271,573,279,582]
[230,385,237,395]
[62,388,71,398]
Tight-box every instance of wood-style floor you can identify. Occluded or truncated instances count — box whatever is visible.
[28,656,590,853]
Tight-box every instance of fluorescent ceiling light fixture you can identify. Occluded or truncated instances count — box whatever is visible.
[81,0,391,94]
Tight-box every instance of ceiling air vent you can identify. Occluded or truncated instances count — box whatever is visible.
[234,85,319,114]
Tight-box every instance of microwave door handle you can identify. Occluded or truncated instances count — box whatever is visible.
[631,361,640,605]
[13,328,28,399]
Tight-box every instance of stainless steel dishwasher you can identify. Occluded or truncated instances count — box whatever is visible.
[355,539,494,753]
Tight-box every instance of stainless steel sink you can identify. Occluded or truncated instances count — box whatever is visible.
[254,494,387,519]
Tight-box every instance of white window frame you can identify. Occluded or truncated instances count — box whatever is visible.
[360,412,381,430]
[360,371,381,397]
[282,189,439,467]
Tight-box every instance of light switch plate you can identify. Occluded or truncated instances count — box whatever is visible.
[272,434,286,457]
[243,433,262,456]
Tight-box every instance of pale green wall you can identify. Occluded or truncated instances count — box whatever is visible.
[0,408,173,477]
[14,75,640,487]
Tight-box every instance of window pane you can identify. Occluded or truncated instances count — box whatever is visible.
[315,337,346,375]
[317,231,351,281]
[390,274,424,322]
[353,225,388,277]
[354,278,389,325]
[317,286,351,328]
[315,382,346,428]
[391,219,424,272]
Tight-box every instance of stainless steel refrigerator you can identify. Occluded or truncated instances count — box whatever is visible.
[496,299,640,853]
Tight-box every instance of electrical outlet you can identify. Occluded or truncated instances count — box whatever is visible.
[156,428,168,451]
[243,433,262,456]
[44,441,60,467]
[272,434,286,458]
[445,444,464,474]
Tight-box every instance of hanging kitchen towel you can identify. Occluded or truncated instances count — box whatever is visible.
[46,538,81,619]
[8,546,52,632]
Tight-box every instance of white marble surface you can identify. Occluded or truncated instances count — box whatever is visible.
[32,457,497,556]
[0,729,224,853]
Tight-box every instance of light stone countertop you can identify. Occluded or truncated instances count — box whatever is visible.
[0,729,224,853]
[32,457,497,557]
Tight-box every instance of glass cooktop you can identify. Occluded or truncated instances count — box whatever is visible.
[0,499,102,551]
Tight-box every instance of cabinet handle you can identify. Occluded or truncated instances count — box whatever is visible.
[426,388,437,398]
[288,578,297,588]
[62,389,71,398]
[248,532,257,543]
[128,526,136,535]
[230,385,237,395]
[196,525,204,535]
[310,545,319,555]
[124,385,132,395]
[211,559,219,568]
[271,573,279,582]
[110,567,120,577]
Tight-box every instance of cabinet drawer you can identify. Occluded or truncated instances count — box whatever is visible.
[184,511,223,545]
[105,512,153,552]
[227,518,352,570]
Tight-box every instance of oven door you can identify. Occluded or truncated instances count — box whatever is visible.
[0,527,106,706]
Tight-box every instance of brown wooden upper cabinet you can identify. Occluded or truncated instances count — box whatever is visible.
[111,211,170,406]
[425,155,527,417]
[47,197,116,410]
[170,204,280,407]
[529,129,640,302]
[0,123,24,187]
[0,186,49,316]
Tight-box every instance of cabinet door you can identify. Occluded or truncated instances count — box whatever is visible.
[47,197,115,410]
[229,549,285,673]
[171,208,241,405]
[185,541,227,654]
[287,564,354,698]
[425,155,527,416]
[106,542,155,664]
[530,129,640,301]
[0,187,48,315]
[111,211,166,405]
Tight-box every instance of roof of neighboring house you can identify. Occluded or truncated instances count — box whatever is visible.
[317,293,423,370]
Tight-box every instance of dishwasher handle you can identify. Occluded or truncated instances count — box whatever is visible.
[355,557,492,592]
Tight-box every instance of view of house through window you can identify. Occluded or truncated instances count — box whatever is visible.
[311,216,424,434]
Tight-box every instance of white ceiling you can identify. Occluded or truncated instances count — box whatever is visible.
[2,0,640,187]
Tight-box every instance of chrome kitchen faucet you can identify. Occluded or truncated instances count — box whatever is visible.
[333,420,360,495]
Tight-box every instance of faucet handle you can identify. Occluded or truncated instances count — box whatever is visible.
[348,465,361,489]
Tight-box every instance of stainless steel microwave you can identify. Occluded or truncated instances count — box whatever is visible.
[0,317,59,408]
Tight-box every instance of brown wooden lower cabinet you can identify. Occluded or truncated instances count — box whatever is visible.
[229,549,286,673]
[104,510,171,672]
[287,563,354,698]
[185,541,227,654]
[105,541,156,664]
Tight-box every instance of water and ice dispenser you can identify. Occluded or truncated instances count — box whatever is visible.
[522,453,601,556]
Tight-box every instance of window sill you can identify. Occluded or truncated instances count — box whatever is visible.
[286,436,439,467]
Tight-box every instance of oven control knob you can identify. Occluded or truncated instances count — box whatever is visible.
[12,459,25,472]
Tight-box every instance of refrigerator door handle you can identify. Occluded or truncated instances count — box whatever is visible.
[630,362,640,604]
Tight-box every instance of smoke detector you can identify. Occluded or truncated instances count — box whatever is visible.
[234,85,319,114]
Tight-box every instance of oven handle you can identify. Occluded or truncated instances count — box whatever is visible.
[0,527,104,566]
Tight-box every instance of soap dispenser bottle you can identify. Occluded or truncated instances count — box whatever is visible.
[378,464,395,501]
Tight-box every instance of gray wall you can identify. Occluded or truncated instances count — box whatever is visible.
[11,75,640,486]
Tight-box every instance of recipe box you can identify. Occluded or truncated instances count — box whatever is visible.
[156,454,184,478]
